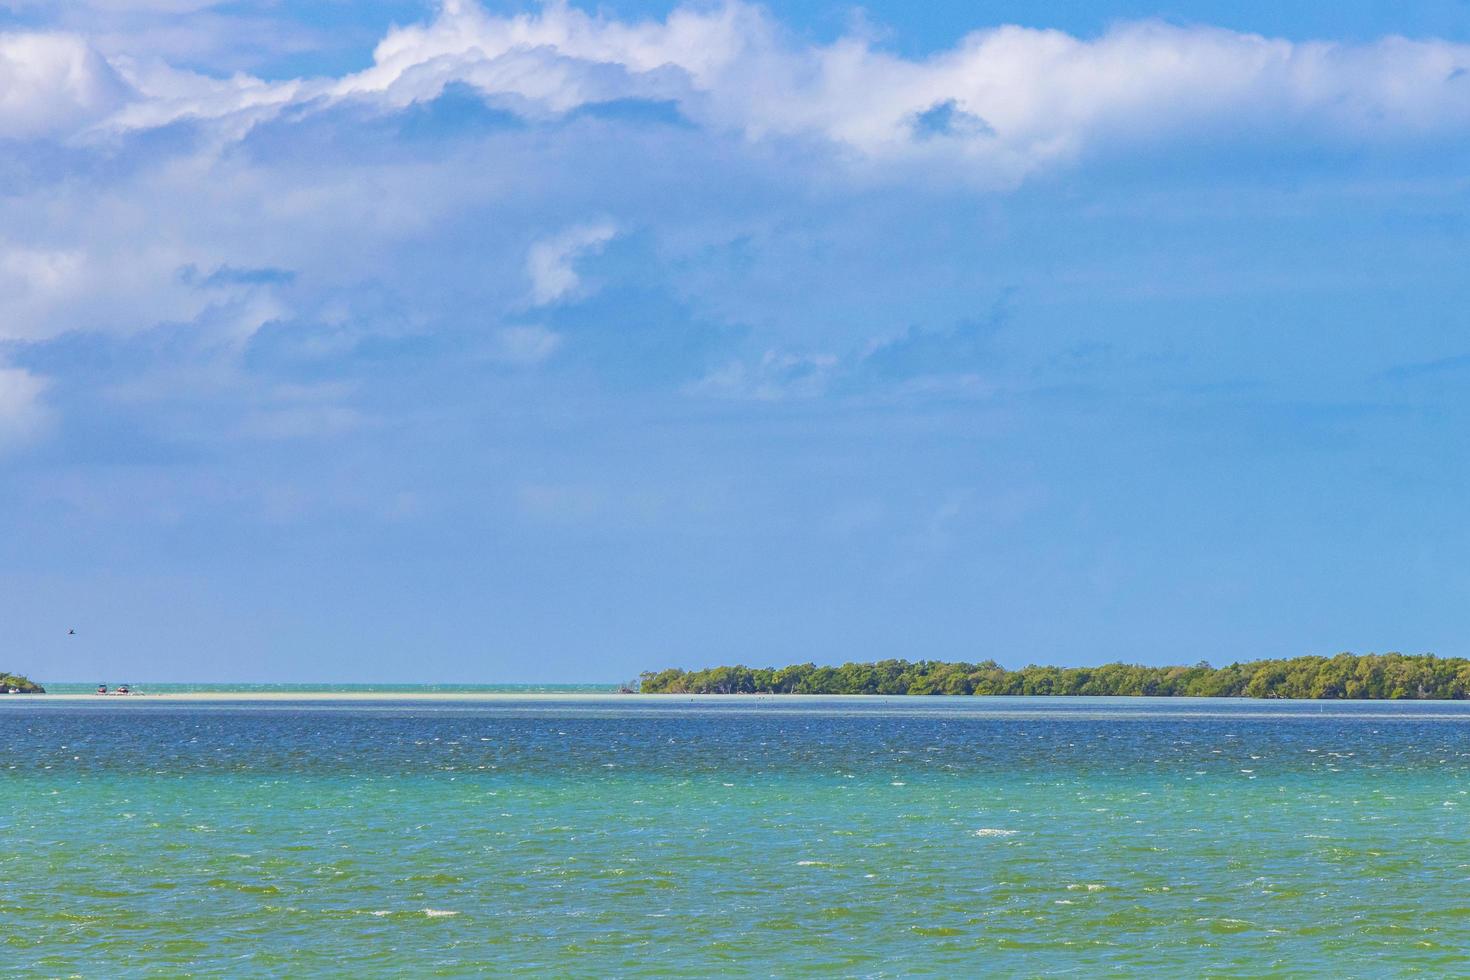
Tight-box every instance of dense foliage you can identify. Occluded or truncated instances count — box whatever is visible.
[0,673,43,693]
[638,654,1470,699]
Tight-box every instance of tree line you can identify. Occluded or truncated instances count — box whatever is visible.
[637,653,1470,699]
[0,673,43,693]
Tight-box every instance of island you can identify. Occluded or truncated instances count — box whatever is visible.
[0,673,44,694]
[639,653,1470,699]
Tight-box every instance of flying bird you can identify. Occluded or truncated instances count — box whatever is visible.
[68,629,75,635]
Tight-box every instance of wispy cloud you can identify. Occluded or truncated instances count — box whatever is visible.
[0,361,51,448]
[488,324,562,365]
[526,222,617,305]
[688,349,839,401]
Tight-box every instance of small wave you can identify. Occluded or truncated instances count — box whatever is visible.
[973,828,1017,837]
[796,860,830,866]
[423,909,459,918]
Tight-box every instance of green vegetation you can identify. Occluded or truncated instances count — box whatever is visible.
[638,653,1470,699]
[0,673,43,693]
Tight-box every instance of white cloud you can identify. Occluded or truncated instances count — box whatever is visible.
[0,0,1466,447]
[0,245,92,340]
[4,0,223,11]
[0,362,51,448]
[346,7,1470,167]
[0,246,85,297]
[0,239,283,343]
[6,3,1470,185]
[488,324,562,365]
[526,222,617,305]
[689,349,838,401]
[102,57,302,136]
[0,32,130,138]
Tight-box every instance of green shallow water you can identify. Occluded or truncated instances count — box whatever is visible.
[42,682,620,694]
[2,697,1468,976]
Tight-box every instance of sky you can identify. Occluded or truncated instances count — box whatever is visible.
[2,1,1470,682]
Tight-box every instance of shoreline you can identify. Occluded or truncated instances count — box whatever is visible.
[11,691,638,702]
[11,690,1470,704]
[4,691,946,702]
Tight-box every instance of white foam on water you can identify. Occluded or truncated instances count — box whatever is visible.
[796,860,830,866]
[423,909,459,918]
[973,828,1017,837]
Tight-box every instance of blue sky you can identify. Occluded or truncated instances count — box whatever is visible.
[2,1,1470,681]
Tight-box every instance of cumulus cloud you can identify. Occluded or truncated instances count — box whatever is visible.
[8,2,1469,185]
[351,14,1467,183]
[0,32,130,138]
[526,222,617,305]
[3,0,1470,447]
[0,5,1454,180]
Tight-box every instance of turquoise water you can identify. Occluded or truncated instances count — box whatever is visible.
[43,682,619,694]
[2,696,1468,976]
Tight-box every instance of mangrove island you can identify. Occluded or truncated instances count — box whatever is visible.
[0,673,44,694]
[638,653,1470,699]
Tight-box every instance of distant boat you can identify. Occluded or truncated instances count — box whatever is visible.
[96,684,107,695]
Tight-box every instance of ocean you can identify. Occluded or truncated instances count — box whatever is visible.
[2,694,1466,975]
